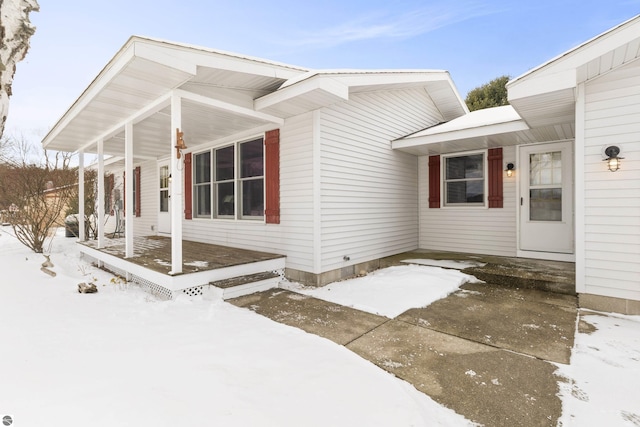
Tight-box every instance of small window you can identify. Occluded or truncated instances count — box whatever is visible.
[444,153,485,206]
[214,145,235,217]
[159,165,169,213]
[194,151,212,218]
[239,138,264,219]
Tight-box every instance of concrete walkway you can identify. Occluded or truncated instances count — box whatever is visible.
[230,282,577,426]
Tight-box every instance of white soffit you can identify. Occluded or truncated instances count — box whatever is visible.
[42,36,307,154]
[508,14,640,99]
[506,15,640,130]
[254,75,349,118]
[256,69,467,120]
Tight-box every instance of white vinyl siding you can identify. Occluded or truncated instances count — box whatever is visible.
[418,145,517,256]
[318,88,444,271]
[182,114,316,272]
[582,60,640,300]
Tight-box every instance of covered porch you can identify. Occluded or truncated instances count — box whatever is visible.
[41,36,304,284]
[80,235,285,299]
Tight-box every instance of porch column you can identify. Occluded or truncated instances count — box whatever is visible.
[125,121,134,258]
[78,150,85,241]
[97,139,105,248]
[170,93,183,275]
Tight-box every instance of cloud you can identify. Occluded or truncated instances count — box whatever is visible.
[285,2,499,48]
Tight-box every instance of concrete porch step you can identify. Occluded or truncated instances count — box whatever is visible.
[210,271,281,300]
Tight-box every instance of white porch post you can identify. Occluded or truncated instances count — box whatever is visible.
[170,93,183,275]
[78,150,85,241]
[125,121,134,258]
[97,139,105,248]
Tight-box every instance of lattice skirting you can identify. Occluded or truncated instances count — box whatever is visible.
[82,253,206,300]
[80,253,281,300]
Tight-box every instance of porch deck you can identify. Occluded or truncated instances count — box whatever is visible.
[380,250,576,295]
[79,236,286,299]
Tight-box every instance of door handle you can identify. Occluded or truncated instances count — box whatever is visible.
[520,197,523,206]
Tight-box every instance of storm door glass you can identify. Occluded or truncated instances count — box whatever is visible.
[529,151,562,221]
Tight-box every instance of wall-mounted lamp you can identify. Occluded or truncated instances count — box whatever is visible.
[505,162,515,178]
[604,146,623,172]
[175,128,187,159]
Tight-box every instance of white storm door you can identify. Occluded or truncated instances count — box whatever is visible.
[519,141,573,254]
[158,162,171,234]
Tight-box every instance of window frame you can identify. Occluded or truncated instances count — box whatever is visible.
[442,150,488,208]
[191,135,265,221]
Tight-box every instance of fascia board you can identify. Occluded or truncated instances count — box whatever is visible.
[138,39,303,81]
[508,69,576,101]
[508,15,640,95]
[42,46,137,148]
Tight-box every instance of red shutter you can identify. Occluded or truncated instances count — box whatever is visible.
[184,152,192,220]
[428,155,441,208]
[488,147,503,208]
[134,166,141,217]
[264,129,280,224]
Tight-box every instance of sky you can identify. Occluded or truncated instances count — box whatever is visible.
[4,0,640,144]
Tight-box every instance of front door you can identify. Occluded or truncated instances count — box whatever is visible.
[158,162,171,234]
[519,141,573,254]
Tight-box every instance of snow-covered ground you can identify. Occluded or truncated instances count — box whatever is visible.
[1,227,638,426]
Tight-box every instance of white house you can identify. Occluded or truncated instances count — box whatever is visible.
[43,15,639,314]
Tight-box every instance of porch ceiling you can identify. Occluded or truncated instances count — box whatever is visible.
[42,36,306,159]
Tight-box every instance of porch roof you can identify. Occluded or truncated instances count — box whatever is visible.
[42,37,468,161]
[507,14,640,129]
[42,36,308,160]
[392,105,573,156]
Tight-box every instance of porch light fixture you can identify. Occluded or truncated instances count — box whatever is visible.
[175,128,187,159]
[505,162,515,177]
[604,146,623,172]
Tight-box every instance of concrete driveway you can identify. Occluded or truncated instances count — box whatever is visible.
[230,282,577,427]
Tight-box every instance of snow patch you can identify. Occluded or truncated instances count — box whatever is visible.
[293,264,479,318]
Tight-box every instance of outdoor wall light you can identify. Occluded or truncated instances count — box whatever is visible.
[505,162,515,177]
[175,128,187,159]
[604,146,623,172]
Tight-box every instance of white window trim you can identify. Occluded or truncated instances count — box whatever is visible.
[192,134,266,222]
[441,149,489,209]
